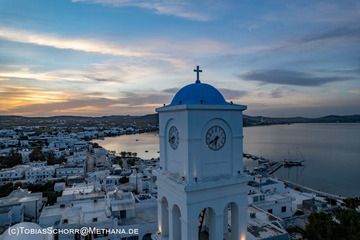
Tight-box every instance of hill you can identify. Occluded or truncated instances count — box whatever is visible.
[0,114,359,129]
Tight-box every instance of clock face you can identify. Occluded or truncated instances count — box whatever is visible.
[168,126,179,150]
[206,125,226,151]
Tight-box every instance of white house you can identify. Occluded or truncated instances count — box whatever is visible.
[248,177,287,195]
[25,165,57,183]
[0,138,18,148]
[1,222,53,240]
[39,189,156,240]
[247,206,289,240]
[66,152,87,166]
[55,166,84,178]
[0,165,30,183]
[30,161,47,167]
[0,188,43,225]
[104,175,121,191]
[249,193,294,219]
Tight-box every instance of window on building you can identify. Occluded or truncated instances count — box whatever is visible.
[281,206,286,212]
[267,209,272,214]
[120,210,126,219]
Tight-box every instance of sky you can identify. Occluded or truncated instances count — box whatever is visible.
[0,0,359,117]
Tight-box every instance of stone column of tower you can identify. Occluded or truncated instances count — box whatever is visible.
[155,67,248,240]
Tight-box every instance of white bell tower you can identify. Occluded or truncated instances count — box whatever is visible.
[155,66,248,240]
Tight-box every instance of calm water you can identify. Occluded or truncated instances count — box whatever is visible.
[92,132,160,160]
[93,123,360,197]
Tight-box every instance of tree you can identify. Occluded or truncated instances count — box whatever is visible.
[344,197,360,209]
[29,147,46,162]
[127,158,136,166]
[46,153,66,165]
[305,208,360,240]
[114,156,123,168]
[0,151,22,168]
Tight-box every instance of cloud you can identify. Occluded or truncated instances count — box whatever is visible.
[217,26,360,61]
[349,88,360,94]
[297,27,360,44]
[3,97,117,116]
[0,60,165,85]
[162,88,179,94]
[3,92,170,116]
[0,27,148,57]
[0,85,74,111]
[241,69,350,86]
[72,0,211,21]
[218,88,248,99]
[270,88,285,98]
[254,87,295,100]
[119,92,171,106]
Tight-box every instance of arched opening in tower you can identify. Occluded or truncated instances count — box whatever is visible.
[198,207,216,240]
[172,204,182,240]
[224,202,239,240]
[160,197,169,237]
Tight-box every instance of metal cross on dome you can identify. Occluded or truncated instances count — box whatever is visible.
[194,65,202,83]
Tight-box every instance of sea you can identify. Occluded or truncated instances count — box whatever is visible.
[92,123,360,197]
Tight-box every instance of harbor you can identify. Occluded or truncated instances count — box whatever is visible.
[243,153,304,176]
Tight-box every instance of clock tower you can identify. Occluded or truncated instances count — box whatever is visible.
[155,66,248,240]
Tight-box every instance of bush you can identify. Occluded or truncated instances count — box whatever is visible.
[305,208,360,240]
[0,151,22,168]
[29,147,45,162]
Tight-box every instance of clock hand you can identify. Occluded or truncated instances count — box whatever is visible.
[213,136,219,145]
[169,136,175,143]
[215,136,219,145]
[209,136,219,145]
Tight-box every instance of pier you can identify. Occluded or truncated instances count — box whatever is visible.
[243,153,304,175]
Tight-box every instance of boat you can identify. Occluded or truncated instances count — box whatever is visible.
[253,165,267,172]
[283,160,304,167]
[258,157,269,164]
[283,148,305,168]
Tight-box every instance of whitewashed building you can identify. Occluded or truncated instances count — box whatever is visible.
[39,189,156,240]
[0,188,43,225]
[66,151,87,166]
[0,165,30,183]
[25,165,57,183]
[55,166,84,178]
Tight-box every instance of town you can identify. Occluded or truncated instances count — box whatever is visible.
[0,117,358,240]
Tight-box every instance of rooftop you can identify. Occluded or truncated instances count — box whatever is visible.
[0,188,42,207]
[247,206,288,240]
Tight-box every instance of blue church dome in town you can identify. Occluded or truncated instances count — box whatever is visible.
[170,66,228,106]
[170,81,227,106]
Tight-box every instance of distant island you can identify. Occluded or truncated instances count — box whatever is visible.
[1,114,359,128]
[243,114,360,127]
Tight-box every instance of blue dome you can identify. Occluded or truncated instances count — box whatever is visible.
[170,81,228,106]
